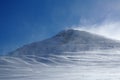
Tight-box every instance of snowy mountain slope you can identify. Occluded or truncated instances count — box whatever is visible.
[1,29,120,80]
[9,29,120,57]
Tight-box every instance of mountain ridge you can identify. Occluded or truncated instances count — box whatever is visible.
[9,29,120,57]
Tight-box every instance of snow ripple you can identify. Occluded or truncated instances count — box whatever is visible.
[1,50,120,80]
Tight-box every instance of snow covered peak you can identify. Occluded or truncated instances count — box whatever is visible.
[9,29,120,56]
[52,29,94,43]
[54,29,89,38]
[53,29,81,43]
[52,29,112,44]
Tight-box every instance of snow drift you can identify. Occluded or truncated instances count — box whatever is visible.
[1,29,120,80]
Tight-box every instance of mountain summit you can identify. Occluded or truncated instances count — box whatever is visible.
[10,29,120,56]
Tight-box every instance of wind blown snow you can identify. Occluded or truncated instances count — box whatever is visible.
[1,50,120,80]
[72,21,120,41]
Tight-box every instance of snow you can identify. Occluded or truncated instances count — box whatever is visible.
[9,29,120,56]
[1,29,120,80]
[1,50,120,80]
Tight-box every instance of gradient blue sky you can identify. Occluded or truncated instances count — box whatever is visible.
[0,0,120,55]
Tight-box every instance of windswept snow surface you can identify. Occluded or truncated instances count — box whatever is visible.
[1,50,120,80]
[9,29,120,56]
[2,29,120,80]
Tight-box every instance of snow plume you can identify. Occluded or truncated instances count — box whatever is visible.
[72,21,120,41]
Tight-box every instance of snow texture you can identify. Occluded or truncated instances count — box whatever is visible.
[9,29,120,56]
[1,29,120,80]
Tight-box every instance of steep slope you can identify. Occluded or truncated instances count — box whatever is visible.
[9,29,120,57]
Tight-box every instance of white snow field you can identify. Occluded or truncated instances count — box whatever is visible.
[1,29,120,80]
[1,50,120,80]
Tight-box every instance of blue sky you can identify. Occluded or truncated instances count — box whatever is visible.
[0,0,120,55]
